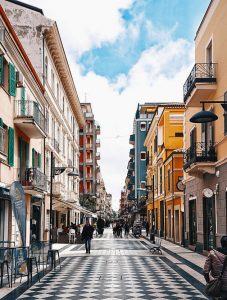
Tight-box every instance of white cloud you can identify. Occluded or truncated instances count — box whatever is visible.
[14,1,194,211]
[21,0,133,55]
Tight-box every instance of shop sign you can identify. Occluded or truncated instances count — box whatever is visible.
[15,247,28,275]
[10,181,26,246]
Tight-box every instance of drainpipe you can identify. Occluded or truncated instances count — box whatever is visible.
[172,154,175,243]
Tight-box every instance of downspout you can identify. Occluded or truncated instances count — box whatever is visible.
[172,154,175,243]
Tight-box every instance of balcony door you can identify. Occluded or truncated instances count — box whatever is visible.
[203,196,216,250]
[19,137,29,181]
[189,199,197,245]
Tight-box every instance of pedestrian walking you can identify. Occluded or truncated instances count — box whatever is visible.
[97,216,105,236]
[146,221,150,237]
[81,219,94,254]
[203,235,227,299]
[124,222,130,238]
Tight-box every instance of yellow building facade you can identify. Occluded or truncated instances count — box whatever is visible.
[183,0,227,253]
[145,104,185,243]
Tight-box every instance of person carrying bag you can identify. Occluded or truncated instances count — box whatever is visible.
[203,236,227,299]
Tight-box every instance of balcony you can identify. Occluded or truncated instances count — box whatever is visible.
[52,181,65,197]
[68,158,73,167]
[184,142,217,175]
[86,127,93,135]
[96,126,100,135]
[129,148,135,158]
[85,112,94,119]
[14,100,46,138]
[85,173,93,180]
[129,175,135,185]
[183,63,217,105]
[20,168,47,195]
[96,152,100,160]
[86,143,93,150]
[52,138,60,153]
[67,191,78,203]
[0,126,7,161]
[129,134,135,145]
[86,158,93,164]
[96,139,100,147]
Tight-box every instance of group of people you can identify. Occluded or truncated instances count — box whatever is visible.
[112,221,130,238]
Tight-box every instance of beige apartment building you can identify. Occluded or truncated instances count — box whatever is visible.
[1,0,85,242]
[183,0,227,253]
[0,6,47,246]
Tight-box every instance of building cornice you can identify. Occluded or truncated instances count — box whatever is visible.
[44,23,85,128]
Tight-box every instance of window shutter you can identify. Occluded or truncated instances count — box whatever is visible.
[38,153,41,168]
[25,142,29,168]
[0,117,3,127]
[0,56,4,85]
[32,148,35,168]
[19,137,23,179]
[8,127,14,166]
[21,87,26,115]
[8,63,16,96]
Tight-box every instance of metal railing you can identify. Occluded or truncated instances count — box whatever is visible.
[20,168,47,191]
[0,126,6,153]
[184,142,217,170]
[14,100,46,133]
[183,63,217,101]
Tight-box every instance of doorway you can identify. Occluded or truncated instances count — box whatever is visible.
[189,199,197,245]
[203,196,215,250]
[175,210,180,243]
[160,201,164,237]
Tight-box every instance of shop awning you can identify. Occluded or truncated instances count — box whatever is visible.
[53,198,96,217]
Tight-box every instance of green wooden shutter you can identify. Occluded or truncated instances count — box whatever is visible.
[21,87,26,115]
[8,63,16,96]
[0,56,4,85]
[38,153,41,168]
[8,127,14,166]
[32,148,35,168]
[25,142,29,168]
[0,117,3,127]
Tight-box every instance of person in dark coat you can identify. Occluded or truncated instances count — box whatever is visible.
[97,217,105,235]
[203,236,227,299]
[81,219,94,254]
[146,221,150,237]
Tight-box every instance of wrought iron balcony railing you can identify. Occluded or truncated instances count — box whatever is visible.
[183,63,217,102]
[184,142,217,170]
[20,168,47,191]
[14,100,46,132]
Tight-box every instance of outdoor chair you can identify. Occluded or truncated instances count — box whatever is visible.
[46,249,61,270]
[150,238,162,254]
[69,229,76,244]
[0,249,10,288]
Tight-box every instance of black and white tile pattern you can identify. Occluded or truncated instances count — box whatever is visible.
[18,254,207,299]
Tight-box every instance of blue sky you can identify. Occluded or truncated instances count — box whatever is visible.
[24,0,211,209]
[79,0,210,81]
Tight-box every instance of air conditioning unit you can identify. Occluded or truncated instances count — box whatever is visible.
[16,71,24,87]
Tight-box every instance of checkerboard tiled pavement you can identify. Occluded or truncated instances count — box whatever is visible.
[15,228,208,300]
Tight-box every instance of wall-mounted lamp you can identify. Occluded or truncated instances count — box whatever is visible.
[190,100,227,124]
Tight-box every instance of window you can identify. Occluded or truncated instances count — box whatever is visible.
[140,122,146,131]
[206,41,212,64]
[32,148,41,168]
[160,166,163,194]
[44,56,48,79]
[51,70,55,94]
[167,168,171,191]
[175,132,183,137]
[154,135,158,153]
[140,152,146,160]
[56,83,59,102]
[141,181,146,189]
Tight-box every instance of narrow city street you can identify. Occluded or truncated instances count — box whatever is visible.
[16,229,208,300]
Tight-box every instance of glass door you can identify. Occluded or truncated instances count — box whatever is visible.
[189,199,197,245]
[203,196,215,250]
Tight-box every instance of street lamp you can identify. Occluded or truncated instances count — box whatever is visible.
[49,151,79,245]
[190,101,227,123]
